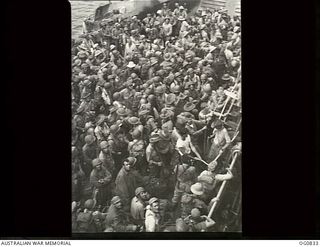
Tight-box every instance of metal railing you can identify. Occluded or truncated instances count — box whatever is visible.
[208,146,241,218]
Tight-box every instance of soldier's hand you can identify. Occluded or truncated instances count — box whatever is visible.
[211,197,219,203]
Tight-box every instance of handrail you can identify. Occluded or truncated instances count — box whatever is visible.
[193,129,240,166]
[207,148,241,218]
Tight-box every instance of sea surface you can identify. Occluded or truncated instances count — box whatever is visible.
[70,1,108,38]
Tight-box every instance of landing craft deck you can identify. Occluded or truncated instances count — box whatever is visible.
[71,0,241,233]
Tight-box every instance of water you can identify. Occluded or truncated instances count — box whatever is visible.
[70,1,108,38]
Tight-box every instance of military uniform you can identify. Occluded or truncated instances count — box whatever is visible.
[82,143,98,177]
[107,133,129,169]
[180,194,208,219]
[105,204,137,232]
[172,164,197,205]
[90,166,112,206]
[145,206,161,232]
[98,151,115,177]
[128,139,146,174]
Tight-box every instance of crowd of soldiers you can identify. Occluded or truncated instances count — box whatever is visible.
[71,2,242,233]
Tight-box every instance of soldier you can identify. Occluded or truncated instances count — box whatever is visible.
[184,208,216,232]
[130,187,150,225]
[111,23,121,49]
[120,82,136,110]
[94,114,109,143]
[171,155,197,210]
[207,119,231,162]
[72,147,85,203]
[115,157,143,211]
[90,158,112,207]
[128,129,146,175]
[145,197,161,232]
[107,124,129,174]
[183,68,200,91]
[82,135,98,177]
[75,199,105,233]
[127,116,144,140]
[159,108,174,133]
[197,160,233,202]
[105,196,139,232]
[98,141,115,177]
[180,183,208,218]
[146,132,173,180]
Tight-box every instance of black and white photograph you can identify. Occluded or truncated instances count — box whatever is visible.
[71,0,242,233]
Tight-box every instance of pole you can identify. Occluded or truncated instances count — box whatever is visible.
[208,151,240,218]
[218,95,230,120]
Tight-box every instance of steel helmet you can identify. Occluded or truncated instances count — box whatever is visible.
[84,199,94,209]
[147,94,156,102]
[112,92,120,100]
[203,84,212,93]
[187,68,194,74]
[155,86,165,94]
[231,59,238,67]
[104,82,112,89]
[109,124,120,134]
[191,208,201,218]
[81,63,89,69]
[86,128,95,136]
[200,74,207,80]
[153,76,161,83]
[157,70,165,77]
[172,85,181,93]
[131,129,141,139]
[84,135,96,145]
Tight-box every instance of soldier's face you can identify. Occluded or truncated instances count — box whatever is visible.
[151,202,159,213]
[140,191,149,200]
[115,201,122,209]
[123,162,131,171]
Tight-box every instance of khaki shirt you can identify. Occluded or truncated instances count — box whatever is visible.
[145,207,161,232]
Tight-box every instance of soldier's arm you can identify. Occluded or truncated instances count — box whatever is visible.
[90,173,102,188]
[203,215,216,229]
[145,145,152,162]
[215,168,233,181]
[220,129,231,151]
[103,169,112,184]
[82,147,92,164]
